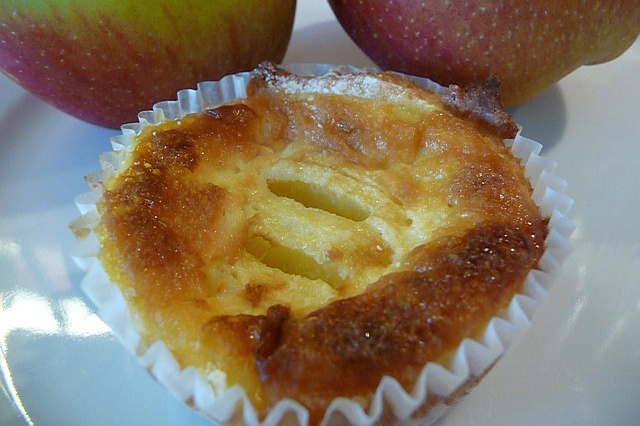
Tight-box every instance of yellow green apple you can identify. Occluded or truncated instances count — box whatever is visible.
[0,0,296,128]
[328,0,640,107]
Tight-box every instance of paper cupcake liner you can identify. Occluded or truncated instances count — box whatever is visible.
[70,64,575,426]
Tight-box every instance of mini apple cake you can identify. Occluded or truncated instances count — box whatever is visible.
[80,63,562,425]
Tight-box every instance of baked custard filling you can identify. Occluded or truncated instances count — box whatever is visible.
[95,66,547,422]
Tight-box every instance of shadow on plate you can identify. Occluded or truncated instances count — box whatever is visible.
[284,20,374,68]
[508,84,567,152]
[0,91,116,216]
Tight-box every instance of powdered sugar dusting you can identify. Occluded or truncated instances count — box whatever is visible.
[264,65,437,108]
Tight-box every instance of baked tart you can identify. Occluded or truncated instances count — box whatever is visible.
[71,63,574,425]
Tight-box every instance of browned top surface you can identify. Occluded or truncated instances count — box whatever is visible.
[97,67,546,423]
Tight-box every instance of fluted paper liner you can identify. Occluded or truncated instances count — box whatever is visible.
[70,64,575,426]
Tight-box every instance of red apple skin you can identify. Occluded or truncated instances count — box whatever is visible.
[328,0,640,107]
[0,1,296,129]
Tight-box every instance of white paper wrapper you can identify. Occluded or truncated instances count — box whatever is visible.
[70,64,575,426]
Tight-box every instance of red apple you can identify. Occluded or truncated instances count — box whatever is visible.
[328,0,640,107]
[0,0,296,129]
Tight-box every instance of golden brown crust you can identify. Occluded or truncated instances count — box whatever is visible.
[96,65,547,423]
[443,77,519,139]
[255,221,546,423]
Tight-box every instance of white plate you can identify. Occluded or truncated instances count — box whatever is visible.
[1,2,639,425]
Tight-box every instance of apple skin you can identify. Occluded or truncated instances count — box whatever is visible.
[0,0,296,129]
[328,0,640,107]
